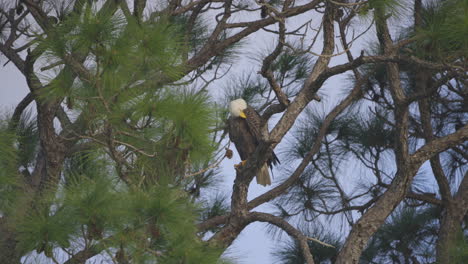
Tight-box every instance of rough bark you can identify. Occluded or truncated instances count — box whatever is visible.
[437,171,468,263]
[337,6,411,262]
[0,219,21,264]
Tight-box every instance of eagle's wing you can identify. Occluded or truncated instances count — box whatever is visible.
[244,106,280,168]
[243,106,263,142]
[228,116,257,161]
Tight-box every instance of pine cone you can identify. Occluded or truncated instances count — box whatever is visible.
[225,148,233,159]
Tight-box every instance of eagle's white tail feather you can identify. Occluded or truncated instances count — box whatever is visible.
[256,164,271,186]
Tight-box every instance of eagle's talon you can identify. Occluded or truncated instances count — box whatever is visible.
[234,160,247,169]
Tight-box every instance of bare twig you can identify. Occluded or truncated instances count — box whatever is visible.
[307,237,335,248]
[184,145,232,178]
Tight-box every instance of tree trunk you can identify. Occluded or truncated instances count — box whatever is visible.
[437,172,468,263]
[0,219,21,264]
[436,204,461,264]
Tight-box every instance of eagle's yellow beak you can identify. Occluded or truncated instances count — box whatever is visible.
[239,111,247,119]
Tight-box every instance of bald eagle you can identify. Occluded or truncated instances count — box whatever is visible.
[228,99,280,186]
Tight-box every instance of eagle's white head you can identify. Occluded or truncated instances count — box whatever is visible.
[229,98,248,117]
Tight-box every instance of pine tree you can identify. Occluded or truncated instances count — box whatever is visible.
[1,1,225,263]
[271,0,467,263]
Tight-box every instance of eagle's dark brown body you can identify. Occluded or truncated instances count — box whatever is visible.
[228,106,279,185]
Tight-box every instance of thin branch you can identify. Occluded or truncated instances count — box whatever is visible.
[328,0,368,7]
[184,147,231,178]
[307,237,335,248]
[8,92,34,131]
[248,212,315,264]
[411,124,468,166]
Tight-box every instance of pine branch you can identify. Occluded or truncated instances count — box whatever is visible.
[8,92,34,131]
[411,124,468,166]
[248,212,315,264]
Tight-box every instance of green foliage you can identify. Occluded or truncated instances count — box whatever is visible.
[271,170,338,225]
[290,105,394,158]
[154,90,217,163]
[451,230,468,264]
[358,0,406,20]
[271,51,313,83]
[287,107,384,161]
[16,204,76,255]
[2,2,223,262]
[123,186,222,264]
[274,241,305,264]
[361,206,439,263]
[188,163,222,194]
[14,158,223,263]
[338,111,394,151]
[0,121,18,176]
[307,237,341,263]
[64,171,123,233]
[268,49,313,98]
[39,5,186,101]
[415,0,468,61]
[14,111,39,168]
[170,14,208,52]
[34,3,219,182]
[223,73,269,107]
[0,121,20,212]
[209,33,243,68]
[0,112,39,214]
[38,1,125,59]
[274,225,341,264]
[267,0,282,7]
[443,149,467,185]
[199,194,230,233]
